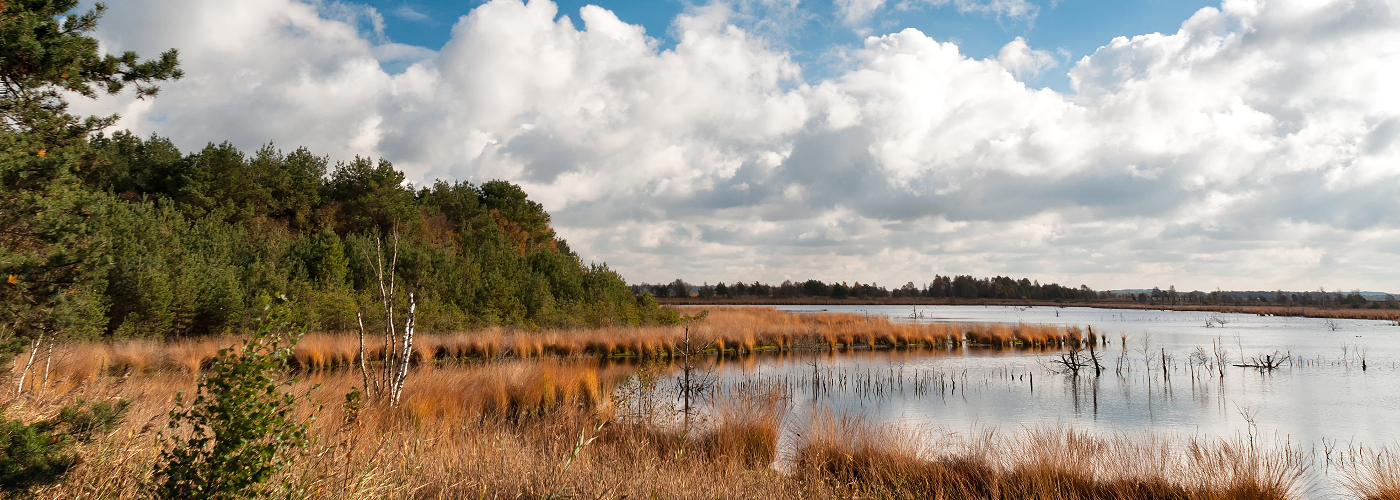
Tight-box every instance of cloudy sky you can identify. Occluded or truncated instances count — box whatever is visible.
[74,0,1400,292]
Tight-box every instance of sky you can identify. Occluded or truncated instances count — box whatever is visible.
[72,0,1400,292]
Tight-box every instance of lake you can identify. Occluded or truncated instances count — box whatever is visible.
[672,305,1399,497]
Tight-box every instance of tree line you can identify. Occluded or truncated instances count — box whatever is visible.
[638,277,1397,309]
[635,275,1102,302]
[0,1,671,364]
[1123,287,1395,309]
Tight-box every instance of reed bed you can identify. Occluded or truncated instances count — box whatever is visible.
[40,308,1092,384]
[9,363,807,499]
[1337,445,1400,500]
[794,412,1308,499]
[11,307,1392,498]
[6,350,1387,499]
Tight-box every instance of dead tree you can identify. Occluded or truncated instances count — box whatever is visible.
[675,310,711,434]
[1051,345,1093,377]
[1212,337,1228,377]
[1087,339,1105,376]
[357,233,417,406]
[1235,351,1289,371]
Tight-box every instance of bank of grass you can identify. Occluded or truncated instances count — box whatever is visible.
[1339,446,1400,500]
[7,358,1326,500]
[7,307,1392,498]
[40,307,1088,381]
[797,412,1309,500]
[7,359,1329,500]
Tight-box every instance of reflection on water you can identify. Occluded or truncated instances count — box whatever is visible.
[635,305,1399,498]
[754,305,1400,447]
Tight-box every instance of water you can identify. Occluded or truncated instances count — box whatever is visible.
[681,305,1400,497]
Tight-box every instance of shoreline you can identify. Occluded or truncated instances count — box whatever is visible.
[658,298,1400,321]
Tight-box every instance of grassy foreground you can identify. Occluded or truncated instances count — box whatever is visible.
[5,308,1396,499]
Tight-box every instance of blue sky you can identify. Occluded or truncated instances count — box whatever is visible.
[362,0,1217,91]
[81,0,1400,291]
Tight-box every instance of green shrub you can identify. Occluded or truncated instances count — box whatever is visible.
[152,298,313,499]
[0,399,129,496]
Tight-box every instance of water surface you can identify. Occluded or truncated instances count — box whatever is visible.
[679,305,1400,497]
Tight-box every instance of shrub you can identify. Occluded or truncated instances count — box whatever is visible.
[0,399,129,496]
[152,297,313,499]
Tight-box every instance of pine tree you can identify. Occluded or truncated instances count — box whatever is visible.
[0,0,181,363]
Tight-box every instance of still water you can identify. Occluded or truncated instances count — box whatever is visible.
[683,305,1399,496]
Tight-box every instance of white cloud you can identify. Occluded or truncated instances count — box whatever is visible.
[393,4,430,22]
[997,36,1057,77]
[74,0,1400,291]
[840,0,1039,30]
[835,0,888,29]
[902,0,1039,20]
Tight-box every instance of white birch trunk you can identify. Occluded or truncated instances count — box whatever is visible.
[389,293,415,406]
[15,331,43,395]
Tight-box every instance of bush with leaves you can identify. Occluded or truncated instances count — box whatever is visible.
[0,399,130,496]
[152,297,314,499]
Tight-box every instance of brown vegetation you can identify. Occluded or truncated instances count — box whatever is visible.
[796,412,1307,499]
[7,307,1394,499]
[7,358,1333,500]
[36,308,1092,385]
[1339,446,1400,500]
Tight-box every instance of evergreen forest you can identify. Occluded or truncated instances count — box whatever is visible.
[0,0,669,364]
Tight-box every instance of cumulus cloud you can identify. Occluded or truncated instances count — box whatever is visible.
[997,36,1057,77]
[75,0,1400,291]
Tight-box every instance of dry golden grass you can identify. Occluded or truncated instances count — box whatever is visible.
[1339,446,1400,500]
[6,307,1378,499]
[1,348,1360,500]
[8,362,817,500]
[794,412,1308,500]
[10,361,1321,495]
[41,308,1093,386]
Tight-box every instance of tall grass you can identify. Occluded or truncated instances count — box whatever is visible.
[3,349,1367,499]
[42,308,1092,385]
[9,306,1379,499]
[1338,445,1400,500]
[794,411,1308,499]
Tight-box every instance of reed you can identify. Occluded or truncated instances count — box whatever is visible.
[2,351,1345,500]
[695,386,788,468]
[42,308,1097,386]
[793,412,1308,500]
[1339,445,1400,500]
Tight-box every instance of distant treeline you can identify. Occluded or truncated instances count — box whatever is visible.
[635,276,1100,302]
[636,277,1398,309]
[1119,288,1395,309]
